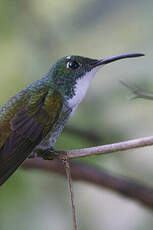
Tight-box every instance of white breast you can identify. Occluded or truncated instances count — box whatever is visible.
[68,66,100,115]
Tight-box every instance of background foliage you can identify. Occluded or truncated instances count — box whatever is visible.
[0,0,153,229]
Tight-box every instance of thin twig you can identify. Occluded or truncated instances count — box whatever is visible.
[61,155,78,230]
[57,136,153,159]
[120,81,153,100]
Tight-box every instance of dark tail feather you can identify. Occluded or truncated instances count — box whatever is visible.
[0,132,36,186]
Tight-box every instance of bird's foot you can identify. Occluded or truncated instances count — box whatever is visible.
[30,146,66,160]
[42,148,59,160]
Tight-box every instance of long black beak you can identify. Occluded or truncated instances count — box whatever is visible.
[94,53,145,67]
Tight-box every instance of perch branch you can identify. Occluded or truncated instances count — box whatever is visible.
[58,136,153,159]
[22,135,153,210]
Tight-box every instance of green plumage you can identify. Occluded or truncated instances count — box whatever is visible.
[0,78,63,185]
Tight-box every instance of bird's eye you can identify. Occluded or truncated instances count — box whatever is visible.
[67,60,80,70]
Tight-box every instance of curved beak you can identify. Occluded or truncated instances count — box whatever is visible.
[94,53,145,67]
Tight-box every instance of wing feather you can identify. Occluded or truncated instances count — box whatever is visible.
[0,88,63,186]
[11,109,44,141]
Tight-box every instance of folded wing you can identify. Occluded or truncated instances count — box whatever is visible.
[0,89,63,186]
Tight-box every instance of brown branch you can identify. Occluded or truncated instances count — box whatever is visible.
[22,158,153,209]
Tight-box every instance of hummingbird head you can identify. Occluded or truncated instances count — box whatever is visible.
[48,53,144,106]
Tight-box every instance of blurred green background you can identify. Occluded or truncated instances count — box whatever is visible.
[0,0,153,229]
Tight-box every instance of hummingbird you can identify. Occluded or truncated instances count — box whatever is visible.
[0,53,144,186]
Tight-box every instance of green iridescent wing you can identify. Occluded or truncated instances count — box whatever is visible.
[0,88,63,186]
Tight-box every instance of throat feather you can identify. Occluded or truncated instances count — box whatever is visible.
[68,67,99,109]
